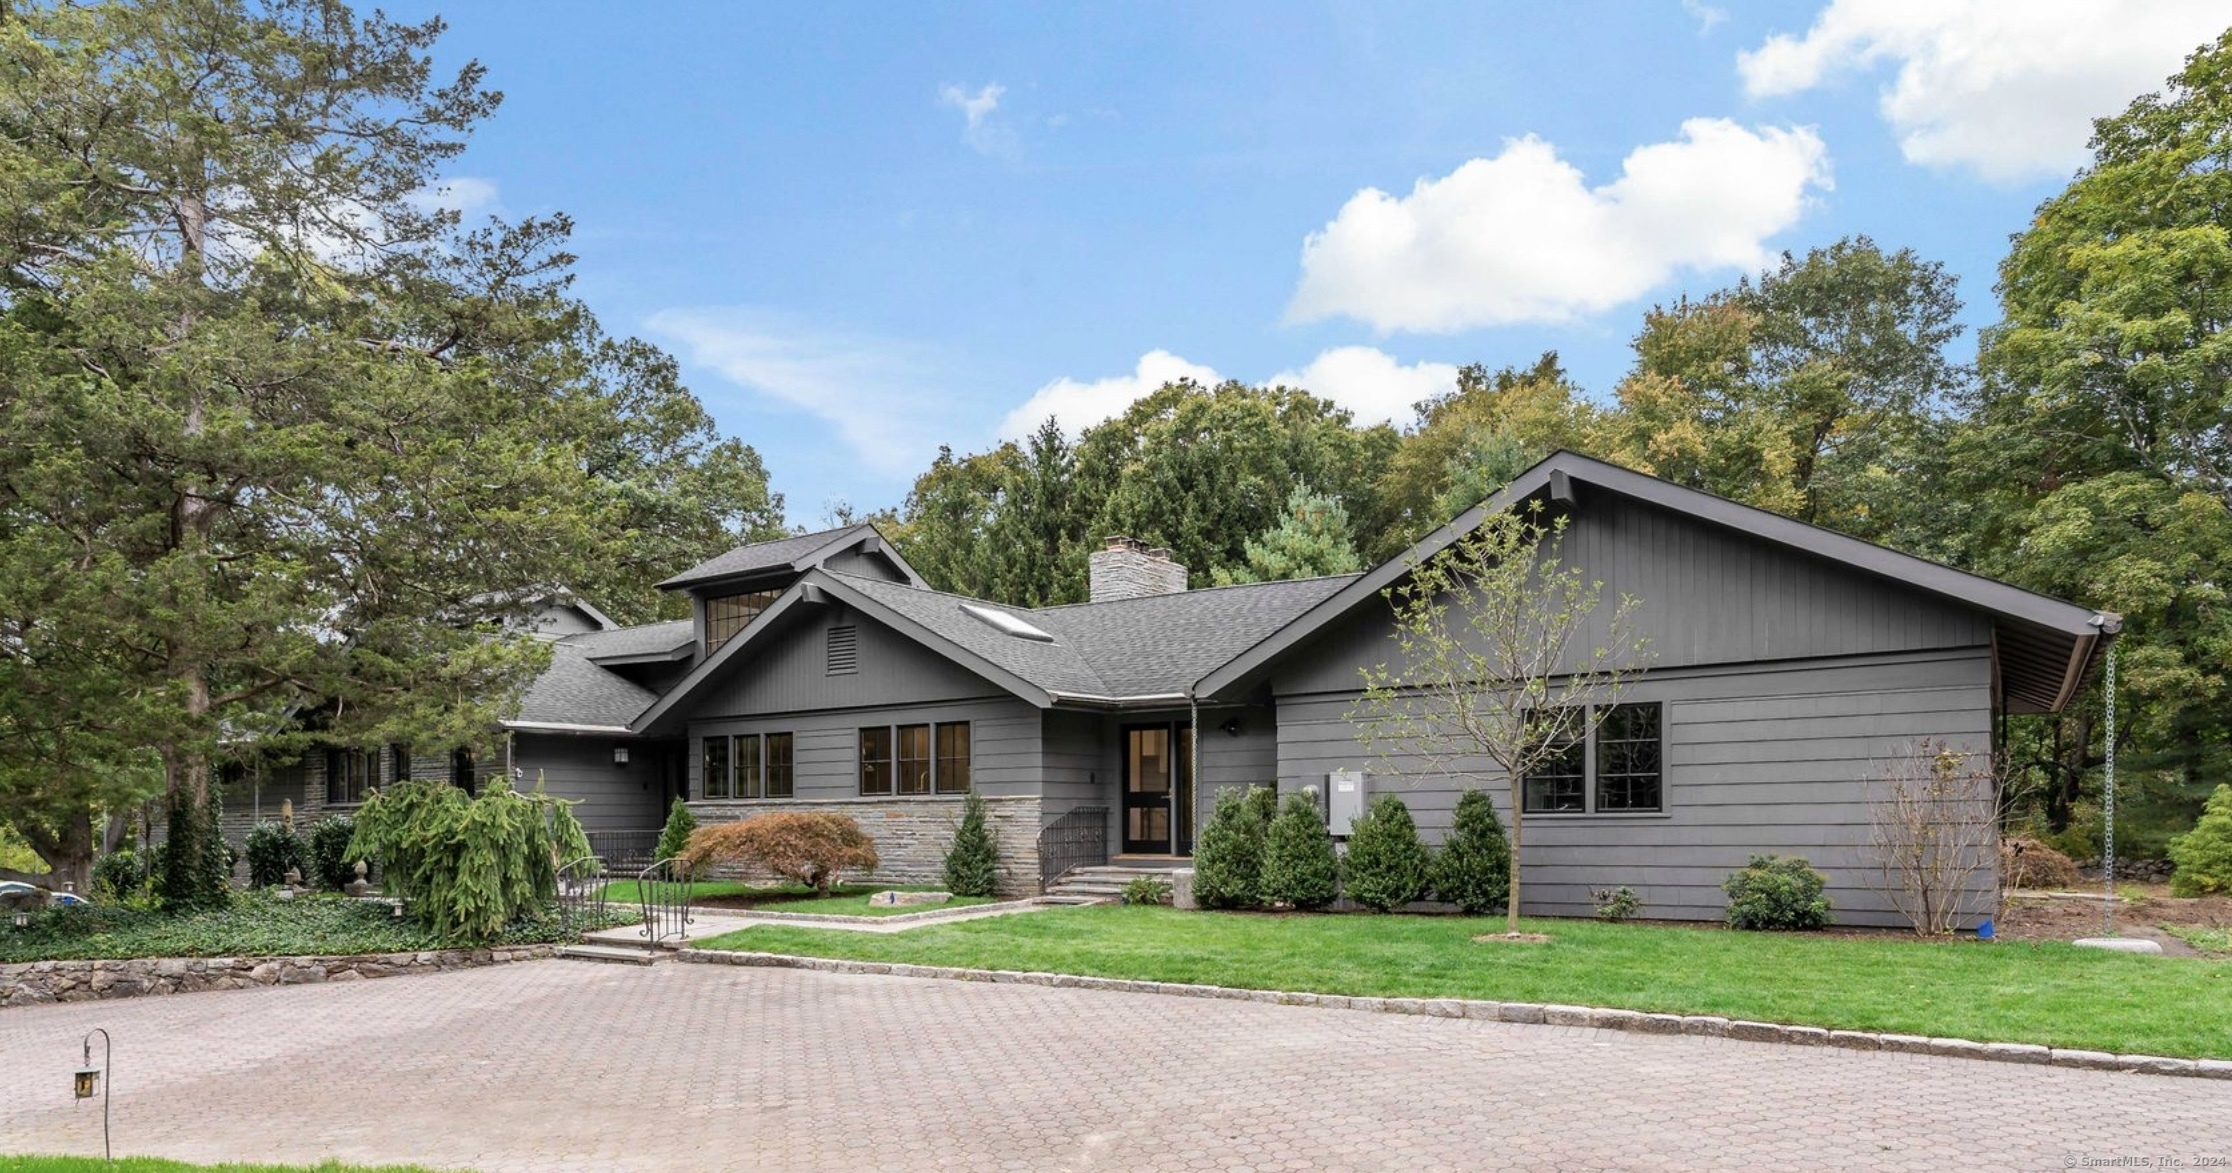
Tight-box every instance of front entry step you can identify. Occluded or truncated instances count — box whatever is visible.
[558,943,663,966]
[1043,863,1189,903]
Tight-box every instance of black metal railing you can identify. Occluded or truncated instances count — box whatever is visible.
[1038,806,1109,890]
[586,829,663,874]
[555,855,609,938]
[635,857,695,947]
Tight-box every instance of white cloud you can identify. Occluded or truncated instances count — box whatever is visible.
[411,176,502,220]
[1739,1,2226,183]
[644,309,944,478]
[997,349,1220,440]
[1288,119,1830,334]
[1682,0,1728,35]
[939,82,1012,155]
[1269,347,1458,427]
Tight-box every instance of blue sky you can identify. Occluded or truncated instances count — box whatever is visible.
[391,1,2227,524]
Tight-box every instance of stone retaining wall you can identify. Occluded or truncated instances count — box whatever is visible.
[688,795,1041,896]
[1,945,555,1009]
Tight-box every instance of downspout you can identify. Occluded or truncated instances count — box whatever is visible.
[1188,689,1200,854]
[2091,614,2119,936]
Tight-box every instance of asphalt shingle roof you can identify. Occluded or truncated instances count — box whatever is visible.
[656,525,872,589]
[825,570,1356,700]
[560,619,694,660]
[513,642,660,728]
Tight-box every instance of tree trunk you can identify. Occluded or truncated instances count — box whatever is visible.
[1,810,98,893]
[1506,777,1523,935]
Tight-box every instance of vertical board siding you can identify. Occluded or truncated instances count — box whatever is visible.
[1275,649,1995,927]
[1272,494,1993,697]
[695,606,1016,715]
[513,733,668,834]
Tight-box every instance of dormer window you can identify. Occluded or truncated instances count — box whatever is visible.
[705,588,781,652]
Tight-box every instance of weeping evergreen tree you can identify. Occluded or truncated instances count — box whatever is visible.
[349,780,590,943]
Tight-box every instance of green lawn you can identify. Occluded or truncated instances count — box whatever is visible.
[698,904,2232,1059]
[599,880,992,917]
[0,1158,450,1172]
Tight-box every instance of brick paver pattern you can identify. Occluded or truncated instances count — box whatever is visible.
[0,960,2221,1171]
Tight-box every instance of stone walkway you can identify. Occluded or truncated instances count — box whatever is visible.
[1,961,2221,1171]
[584,896,1066,947]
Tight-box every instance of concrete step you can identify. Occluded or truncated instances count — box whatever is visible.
[558,943,662,966]
[1037,894,1112,906]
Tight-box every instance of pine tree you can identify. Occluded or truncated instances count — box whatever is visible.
[1211,485,1366,585]
[1433,790,1511,915]
[1342,795,1431,913]
[1192,788,1269,909]
[943,792,1000,897]
[1261,792,1340,910]
[655,798,698,864]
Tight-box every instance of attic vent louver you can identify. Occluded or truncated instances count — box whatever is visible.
[826,625,859,675]
[960,603,1056,643]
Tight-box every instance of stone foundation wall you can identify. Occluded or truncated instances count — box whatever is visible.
[688,795,1042,896]
[0,945,554,1009]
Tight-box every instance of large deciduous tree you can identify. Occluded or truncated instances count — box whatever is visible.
[0,0,778,891]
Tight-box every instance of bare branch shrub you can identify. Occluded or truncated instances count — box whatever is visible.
[1866,739,1997,935]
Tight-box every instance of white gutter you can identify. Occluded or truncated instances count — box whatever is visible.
[1044,690,1193,707]
[500,720,637,735]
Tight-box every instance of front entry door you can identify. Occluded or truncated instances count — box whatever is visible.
[1122,723,1195,855]
[1123,726,1172,854]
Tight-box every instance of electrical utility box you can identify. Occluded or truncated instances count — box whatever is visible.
[1327,769,1366,837]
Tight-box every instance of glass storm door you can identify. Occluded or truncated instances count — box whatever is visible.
[1123,726,1172,854]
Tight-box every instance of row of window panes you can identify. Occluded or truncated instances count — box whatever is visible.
[705,589,782,652]
[324,745,478,805]
[861,722,971,795]
[702,732,795,800]
[1521,702,1663,814]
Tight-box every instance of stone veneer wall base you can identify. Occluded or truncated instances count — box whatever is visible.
[1,945,555,1008]
[687,794,1042,897]
[675,949,2232,1082]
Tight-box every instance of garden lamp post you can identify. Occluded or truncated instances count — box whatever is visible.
[75,1027,112,1160]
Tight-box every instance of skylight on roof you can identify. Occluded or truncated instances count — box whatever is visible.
[960,603,1056,643]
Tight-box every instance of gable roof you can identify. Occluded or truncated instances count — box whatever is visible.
[1194,451,2118,714]
[508,642,661,733]
[563,618,695,664]
[655,523,926,591]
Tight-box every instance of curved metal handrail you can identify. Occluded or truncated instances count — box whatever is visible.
[637,857,695,947]
[555,855,609,937]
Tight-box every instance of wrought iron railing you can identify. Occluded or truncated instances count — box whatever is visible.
[1038,805,1109,890]
[586,829,663,874]
[555,855,609,938]
[635,857,695,947]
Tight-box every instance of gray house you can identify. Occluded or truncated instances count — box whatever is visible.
[290,451,2118,926]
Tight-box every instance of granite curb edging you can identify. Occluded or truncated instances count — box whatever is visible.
[1,944,557,1008]
[676,948,2232,1082]
[698,895,1051,927]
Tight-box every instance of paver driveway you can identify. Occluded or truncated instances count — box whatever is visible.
[1,959,2222,1171]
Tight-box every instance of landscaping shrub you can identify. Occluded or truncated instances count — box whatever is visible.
[308,814,361,890]
[155,789,231,911]
[1342,795,1431,913]
[348,780,593,943]
[92,849,148,902]
[1432,789,1510,915]
[942,791,1000,897]
[654,798,698,868]
[1192,787,1269,909]
[2000,836,2082,891]
[1591,885,1642,922]
[1244,783,1280,831]
[244,821,308,888]
[1122,876,1173,906]
[1261,792,1339,910]
[684,812,880,895]
[1723,854,1832,931]
[2168,784,2232,897]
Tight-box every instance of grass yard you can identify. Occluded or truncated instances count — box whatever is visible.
[0,1159,449,1172]
[699,904,2232,1059]
[599,880,993,917]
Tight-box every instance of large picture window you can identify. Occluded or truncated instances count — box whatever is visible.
[326,748,374,805]
[859,727,893,795]
[766,733,794,798]
[704,588,782,652]
[935,723,971,794]
[1522,702,1664,815]
[702,735,731,800]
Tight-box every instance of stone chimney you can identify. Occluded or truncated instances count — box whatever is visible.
[1089,536,1188,602]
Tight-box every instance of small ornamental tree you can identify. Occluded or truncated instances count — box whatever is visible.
[1192,788,1269,909]
[655,799,699,870]
[684,813,880,895]
[1342,795,1432,913]
[1866,739,1997,934]
[943,792,1000,897]
[2169,784,2232,897]
[1433,790,1511,915]
[244,822,307,889]
[1354,502,1651,934]
[1261,792,1340,910]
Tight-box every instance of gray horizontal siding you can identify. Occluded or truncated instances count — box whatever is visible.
[1275,649,1995,927]
[513,733,668,835]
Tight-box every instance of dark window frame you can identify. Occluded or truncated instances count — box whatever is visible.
[858,726,893,795]
[765,732,794,798]
[896,724,932,795]
[702,735,732,800]
[705,588,782,653]
[326,747,374,806]
[1521,702,1665,816]
[934,722,971,795]
[856,720,973,798]
[734,733,762,800]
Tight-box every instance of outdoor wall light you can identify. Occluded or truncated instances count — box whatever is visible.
[612,746,630,765]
